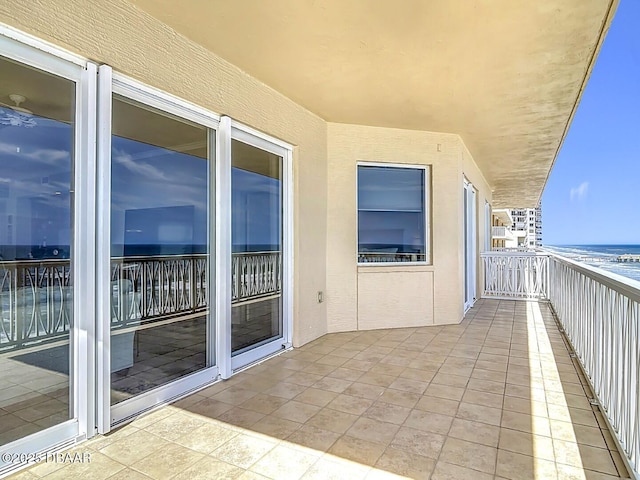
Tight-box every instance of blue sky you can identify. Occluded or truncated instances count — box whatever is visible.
[542,0,640,245]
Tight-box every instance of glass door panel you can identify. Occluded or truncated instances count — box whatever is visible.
[231,139,283,358]
[109,95,210,405]
[0,56,75,445]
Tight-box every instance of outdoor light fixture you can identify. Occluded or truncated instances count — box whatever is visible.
[0,93,37,127]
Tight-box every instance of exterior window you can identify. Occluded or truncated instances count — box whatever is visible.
[357,164,428,263]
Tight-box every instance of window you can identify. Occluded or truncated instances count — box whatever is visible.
[357,164,429,263]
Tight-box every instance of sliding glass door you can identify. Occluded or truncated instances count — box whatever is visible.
[0,36,93,471]
[226,126,291,373]
[98,71,219,427]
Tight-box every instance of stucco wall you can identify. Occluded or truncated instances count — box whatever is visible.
[0,0,328,347]
[326,123,490,331]
[0,0,493,343]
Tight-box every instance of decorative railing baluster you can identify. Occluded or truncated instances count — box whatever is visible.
[1,251,281,353]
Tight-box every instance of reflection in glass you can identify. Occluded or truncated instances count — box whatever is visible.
[357,166,426,263]
[231,140,283,354]
[0,56,75,445]
[110,96,209,405]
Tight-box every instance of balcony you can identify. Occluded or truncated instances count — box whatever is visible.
[492,226,516,241]
[6,266,634,479]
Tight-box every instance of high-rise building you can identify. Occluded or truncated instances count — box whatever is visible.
[509,204,543,248]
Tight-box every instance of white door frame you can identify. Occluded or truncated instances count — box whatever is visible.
[219,120,294,377]
[95,70,221,431]
[463,178,477,312]
[0,30,94,470]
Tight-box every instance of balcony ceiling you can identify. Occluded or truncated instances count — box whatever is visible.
[131,0,616,207]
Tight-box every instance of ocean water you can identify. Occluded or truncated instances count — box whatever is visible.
[544,244,640,283]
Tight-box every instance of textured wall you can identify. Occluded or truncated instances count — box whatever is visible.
[326,123,491,330]
[0,0,328,346]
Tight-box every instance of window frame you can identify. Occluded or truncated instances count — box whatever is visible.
[356,161,431,266]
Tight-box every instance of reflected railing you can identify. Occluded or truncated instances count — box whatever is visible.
[482,250,640,478]
[0,251,281,351]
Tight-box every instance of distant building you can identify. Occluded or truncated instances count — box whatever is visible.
[508,204,543,248]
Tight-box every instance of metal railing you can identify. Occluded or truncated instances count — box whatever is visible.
[0,259,72,350]
[548,254,640,478]
[0,251,281,351]
[232,251,282,303]
[491,226,515,240]
[481,251,549,299]
[482,250,640,478]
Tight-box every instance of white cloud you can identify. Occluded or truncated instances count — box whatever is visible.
[570,181,589,201]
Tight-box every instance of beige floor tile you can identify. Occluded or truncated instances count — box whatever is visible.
[390,426,445,459]
[85,425,140,451]
[424,384,465,402]
[302,363,337,376]
[363,401,411,425]
[467,377,506,395]
[448,418,500,447]
[211,387,260,405]
[305,408,358,434]
[498,428,555,462]
[129,443,204,479]
[328,435,386,465]
[403,409,453,435]
[326,367,364,382]
[104,468,153,480]
[398,367,436,382]
[431,373,469,388]
[286,425,341,452]
[456,402,503,426]
[471,368,507,383]
[210,433,277,469]
[377,389,420,408]
[431,461,494,480]
[439,437,497,474]
[461,389,503,409]
[311,377,353,394]
[550,421,607,449]
[387,377,429,394]
[325,394,373,415]
[240,394,290,415]
[249,444,319,480]
[99,429,170,465]
[496,448,557,480]
[171,456,244,480]
[282,371,324,387]
[501,409,551,436]
[294,388,338,407]
[43,452,125,480]
[553,440,618,476]
[251,415,302,440]
[342,382,385,400]
[301,455,370,480]
[346,417,399,445]
[264,382,307,400]
[216,407,265,429]
[174,421,238,453]
[357,372,398,388]
[271,400,321,424]
[414,395,459,416]
[186,397,234,418]
[141,411,206,442]
[374,446,436,478]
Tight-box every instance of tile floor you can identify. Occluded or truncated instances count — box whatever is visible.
[7,299,632,479]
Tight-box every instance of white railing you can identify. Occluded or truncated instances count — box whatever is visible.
[481,251,549,299]
[1,251,281,352]
[491,226,514,240]
[548,254,640,478]
[482,251,640,478]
